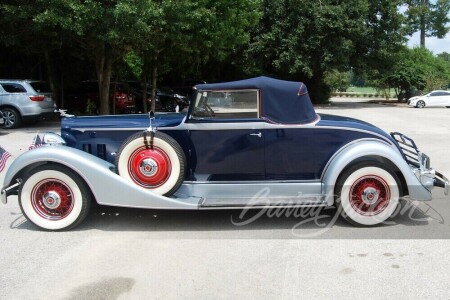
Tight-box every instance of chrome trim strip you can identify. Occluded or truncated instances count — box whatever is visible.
[183,179,321,184]
[198,203,328,210]
[187,122,265,130]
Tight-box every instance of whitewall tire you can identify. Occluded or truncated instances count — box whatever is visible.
[115,132,186,196]
[336,163,401,226]
[19,165,91,231]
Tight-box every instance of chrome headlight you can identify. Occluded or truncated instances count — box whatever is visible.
[42,133,66,145]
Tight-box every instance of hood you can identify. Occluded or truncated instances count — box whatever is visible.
[317,114,393,141]
[61,112,186,131]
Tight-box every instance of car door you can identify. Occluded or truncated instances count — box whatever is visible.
[443,91,450,106]
[427,92,441,106]
[187,89,264,181]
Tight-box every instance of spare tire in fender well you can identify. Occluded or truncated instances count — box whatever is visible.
[115,131,186,196]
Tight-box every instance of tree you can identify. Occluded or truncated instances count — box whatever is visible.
[324,70,352,92]
[378,47,450,101]
[0,2,63,98]
[404,0,450,47]
[244,0,406,103]
[127,0,260,113]
[30,0,159,114]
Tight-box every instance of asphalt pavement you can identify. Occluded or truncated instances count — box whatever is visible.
[1,102,449,299]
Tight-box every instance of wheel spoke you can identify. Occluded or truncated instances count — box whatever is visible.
[349,175,390,216]
[31,179,74,220]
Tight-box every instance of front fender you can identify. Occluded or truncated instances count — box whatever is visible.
[322,140,432,205]
[2,146,199,209]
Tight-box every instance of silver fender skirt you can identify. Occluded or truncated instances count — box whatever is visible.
[1,146,200,209]
[322,140,433,205]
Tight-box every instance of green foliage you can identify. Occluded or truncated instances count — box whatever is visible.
[324,70,352,92]
[374,47,450,101]
[0,0,447,109]
[404,0,450,46]
[243,0,405,103]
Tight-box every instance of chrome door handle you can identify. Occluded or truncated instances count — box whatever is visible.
[250,132,262,138]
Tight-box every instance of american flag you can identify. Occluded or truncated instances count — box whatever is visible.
[0,146,12,173]
[29,133,42,150]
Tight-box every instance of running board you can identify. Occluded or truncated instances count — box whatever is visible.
[199,196,326,208]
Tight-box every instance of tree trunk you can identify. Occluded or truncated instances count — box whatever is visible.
[141,56,148,113]
[43,48,58,106]
[151,52,158,113]
[95,42,113,115]
[420,0,427,48]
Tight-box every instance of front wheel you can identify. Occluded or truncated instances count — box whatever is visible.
[416,100,425,108]
[19,165,92,230]
[335,162,401,226]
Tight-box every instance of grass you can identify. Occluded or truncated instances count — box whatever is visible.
[346,86,396,97]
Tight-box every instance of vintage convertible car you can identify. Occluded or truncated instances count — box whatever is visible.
[1,77,448,230]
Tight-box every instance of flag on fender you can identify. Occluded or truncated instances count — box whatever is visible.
[0,146,12,173]
[29,133,42,150]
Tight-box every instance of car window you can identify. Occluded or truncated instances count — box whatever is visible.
[1,83,26,93]
[192,89,259,119]
[29,82,51,93]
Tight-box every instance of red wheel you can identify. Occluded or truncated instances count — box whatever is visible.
[115,132,185,196]
[19,165,91,230]
[128,146,172,188]
[336,162,401,226]
[31,179,75,220]
[348,175,391,216]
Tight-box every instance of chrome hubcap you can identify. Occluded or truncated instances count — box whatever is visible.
[139,158,158,177]
[42,191,61,209]
[4,111,15,126]
[361,187,379,205]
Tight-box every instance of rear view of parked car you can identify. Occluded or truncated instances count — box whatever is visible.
[0,80,57,128]
[408,90,450,108]
[63,81,136,115]
[128,81,189,112]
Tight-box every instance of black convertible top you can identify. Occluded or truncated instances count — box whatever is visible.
[196,76,318,124]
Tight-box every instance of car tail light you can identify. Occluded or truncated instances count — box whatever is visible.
[29,95,45,101]
[115,92,126,99]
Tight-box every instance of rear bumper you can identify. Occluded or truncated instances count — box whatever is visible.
[22,110,58,122]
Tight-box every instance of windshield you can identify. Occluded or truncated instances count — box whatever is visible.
[192,90,259,119]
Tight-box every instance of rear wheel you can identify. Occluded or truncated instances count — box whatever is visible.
[2,107,21,129]
[115,131,186,196]
[416,100,425,108]
[19,165,92,231]
[335,162,401,226]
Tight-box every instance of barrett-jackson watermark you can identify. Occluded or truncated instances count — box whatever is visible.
[230,187,444,238]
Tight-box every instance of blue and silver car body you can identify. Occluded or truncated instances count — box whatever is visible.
[1,77,448,230]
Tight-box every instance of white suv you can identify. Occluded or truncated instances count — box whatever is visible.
[0,80,57,128]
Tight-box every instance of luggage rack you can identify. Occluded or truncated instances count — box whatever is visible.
[391,132,421,167]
